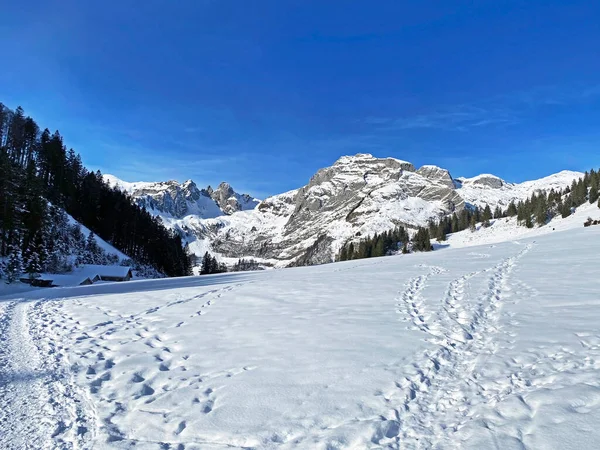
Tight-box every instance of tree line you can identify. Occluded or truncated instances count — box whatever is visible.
[0,103,193,279]
[337,225,433,261]
[429,168,600,240]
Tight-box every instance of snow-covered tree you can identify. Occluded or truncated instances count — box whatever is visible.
[6,244,24,283]
[24,249,42,280]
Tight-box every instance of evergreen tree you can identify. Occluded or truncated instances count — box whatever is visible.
[589,180,599,204]
[200,252,212,275]
[412,227,432,252]
[347,242,355,260]
[451,213,459,233]
[560,198,572,218]
[506,201,518,217]
[5,244,24,283]
[469,214,477,232]
[435,223,447,241]
[24,248,42,279]
[339,246,348,261]
[481,205,493,227]
[534,200,547,226]
[373,236,385,257]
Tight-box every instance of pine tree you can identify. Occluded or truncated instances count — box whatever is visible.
[24,249,42,279]
[494,206,503,219]
[338,245,348,261]
[534,201,547,226]
[412,227,432,252]
[347,242,355,260]
[469,214,477,232]
[402,242,410,254]
[560,198,572,218]
[506,201,518,217]
[373,237,385,257]
[589,181,599,204]
[451,213,459,233]
[435,223,447,241]
[481,205,493,227]
[6,244,24,283]
[200,252,212,275]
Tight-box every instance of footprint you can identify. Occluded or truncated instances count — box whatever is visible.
[203,400,214,414]
[90,372,111,394]
[139,384,155,397]
[175,421,186,435]
[131,373,145,383]
[159,363,170,372]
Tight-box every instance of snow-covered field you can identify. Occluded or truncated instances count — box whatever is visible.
[2,222,600,449]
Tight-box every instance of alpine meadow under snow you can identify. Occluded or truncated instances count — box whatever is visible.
[2,205,600,449]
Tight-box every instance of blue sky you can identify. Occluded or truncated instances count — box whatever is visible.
[1,0,599,198]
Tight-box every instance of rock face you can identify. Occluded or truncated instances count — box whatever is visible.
[460,174,505,189]
[207,182,257,215]
[104,175,259,219]
[184,154,466,267]
[107,155,582,268]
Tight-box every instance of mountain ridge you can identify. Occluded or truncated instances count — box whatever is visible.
[104,174,260,219]
[106,154,583,268]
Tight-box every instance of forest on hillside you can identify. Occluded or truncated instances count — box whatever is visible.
[0,103,193,279]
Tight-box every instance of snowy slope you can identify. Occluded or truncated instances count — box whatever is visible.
[65,211,129,261]
[2,223,600,449]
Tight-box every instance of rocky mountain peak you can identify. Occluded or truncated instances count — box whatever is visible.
[416,165,455,189]
[459,174,506,189]
[104,174,259,219]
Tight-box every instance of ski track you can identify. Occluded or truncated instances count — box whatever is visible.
[378,244,533,449]
[0,299,97,449]
[0,282,243,449]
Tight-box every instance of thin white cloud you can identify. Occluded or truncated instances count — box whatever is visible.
[364,83,600,132]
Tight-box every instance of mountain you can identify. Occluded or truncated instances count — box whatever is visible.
[104,175,260,219]
[455,170,583,209]
[109,154,583,268]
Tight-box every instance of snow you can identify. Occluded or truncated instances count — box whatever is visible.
[31,265,133,287]
[457,170,583,209]
[36,273,93,287]
[1,217,600,448]
[65,212,129,261]
[445,200,600,249]
[80,264,132,278]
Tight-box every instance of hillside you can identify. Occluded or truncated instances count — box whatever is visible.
[0,103,193,282]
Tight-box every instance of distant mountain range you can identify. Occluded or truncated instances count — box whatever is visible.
[103,175,260,219]
[106,154,582,267]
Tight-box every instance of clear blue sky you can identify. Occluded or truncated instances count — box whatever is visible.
[1,0,599,198]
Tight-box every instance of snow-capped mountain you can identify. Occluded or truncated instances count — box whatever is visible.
[104,175,260,219]
[455,170,583,209]
[107,154,583,267]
